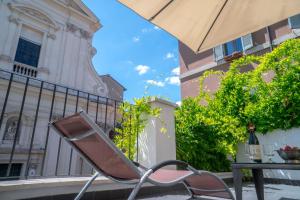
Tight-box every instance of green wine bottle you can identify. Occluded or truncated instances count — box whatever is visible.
[248,123,262,163]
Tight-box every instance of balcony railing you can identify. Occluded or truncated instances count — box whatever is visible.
[13,62,38,78]
[0,69,135,181]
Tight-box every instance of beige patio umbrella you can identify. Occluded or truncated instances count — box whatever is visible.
[118,0,300,53]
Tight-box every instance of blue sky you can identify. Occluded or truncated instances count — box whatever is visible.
[83,0,180,103]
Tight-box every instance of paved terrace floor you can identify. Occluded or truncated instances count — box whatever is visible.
[0,173,300,200]
[137,184,300,200]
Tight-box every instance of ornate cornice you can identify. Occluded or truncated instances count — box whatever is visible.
[47,32,56,40]
[7,2,59,31]
[66,22,92,39]
[80,29,92,39]
[8,13,21,25]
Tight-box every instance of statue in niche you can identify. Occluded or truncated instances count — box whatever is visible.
[3,117,20,142]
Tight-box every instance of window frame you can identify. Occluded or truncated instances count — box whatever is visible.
[288,13,300,29]
[3,116,21,143]
[223,38,243,56]
[14,37,41,68]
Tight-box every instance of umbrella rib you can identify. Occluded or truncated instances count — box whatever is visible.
[197,0,228,53]
[149,0,174,21]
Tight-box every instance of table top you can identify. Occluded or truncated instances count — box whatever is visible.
[232,162,300,170]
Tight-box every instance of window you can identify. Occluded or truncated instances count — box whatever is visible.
[0,163,22,179]
[224,38,243,56]
[213,45,224,61]
[289,13,300,29]
[213,35,253,61]
[14,38,41,67]
[3,117,21,142]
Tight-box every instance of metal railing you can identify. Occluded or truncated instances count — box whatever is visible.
[0,69,137,180]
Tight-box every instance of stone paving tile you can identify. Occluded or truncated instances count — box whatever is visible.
[137,184,300,200]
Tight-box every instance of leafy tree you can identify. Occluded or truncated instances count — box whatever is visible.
[114,96,161,160]
[175,98,232,171]
[176,39,300,171]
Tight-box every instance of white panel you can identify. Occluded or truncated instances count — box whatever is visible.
[241,34,253,51]
[213,45,224,61]
[20,25,43,44]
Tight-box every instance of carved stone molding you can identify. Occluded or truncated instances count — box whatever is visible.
[93,83,105,95]
[7,3,59,31]
[66,22,79,33]
[57,0,89,17]
[0,54,13,63]
[8,14,21,25]
[80,29,91,39]
[47,32,56,40]
[51,114,63,121]
[90,47,97,57]
[37,67,50,74]
[66,22,91,39]
[3,112,33,126]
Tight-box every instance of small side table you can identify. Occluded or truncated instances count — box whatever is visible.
[231,163,300,200]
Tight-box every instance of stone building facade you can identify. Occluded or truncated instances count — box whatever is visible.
[0,0,108,95]
[179,14,300,99]
[0,0,122,178]
[99,74,126,102]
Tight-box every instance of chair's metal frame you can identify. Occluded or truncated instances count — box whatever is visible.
[50,111,235,200]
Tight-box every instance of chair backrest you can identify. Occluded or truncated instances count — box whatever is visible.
[51,111,141,180]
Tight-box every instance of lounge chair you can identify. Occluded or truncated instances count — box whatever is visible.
[50,111,235,200]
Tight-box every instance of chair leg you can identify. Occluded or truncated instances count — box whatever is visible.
[75,172,99,200]
[127,169,153,200]
[183,181,194,198]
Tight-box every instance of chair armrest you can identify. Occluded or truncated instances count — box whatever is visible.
[150,160,189,172]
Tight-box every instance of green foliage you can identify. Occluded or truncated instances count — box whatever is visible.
[175,98,232,171]
[176,39,300,171]
[114,96,161,160]
[246,39,300,132]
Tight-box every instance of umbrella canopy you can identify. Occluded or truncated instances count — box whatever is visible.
[118,0,300,53]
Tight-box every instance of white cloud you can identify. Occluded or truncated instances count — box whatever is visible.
[141,28,152,33]
[165,52,175,59]
[171,67,180,76]
[154,26,161,30]
[141,28,148,33]
[146,80,165,87]
[132,36,140,42]
[165,76,180,86]
[142,26,161,34]
[126,60,133,65]
[176,101,182,106]
[135,65,150,75]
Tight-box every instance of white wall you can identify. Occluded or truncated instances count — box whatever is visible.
[237,128,300,180]
[138,98,177,169]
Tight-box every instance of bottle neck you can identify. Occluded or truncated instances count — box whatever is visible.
[249,131,259,144]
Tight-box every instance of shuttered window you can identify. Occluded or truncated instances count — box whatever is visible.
[213,34,253,61]
[213,45,224,61]
[224,38,243,56]
[241,34,253,50]
[289,13,300,29]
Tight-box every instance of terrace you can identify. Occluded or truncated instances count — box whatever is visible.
[0,69,187,199]
[0,67,300,200]
[1,0,300,199]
